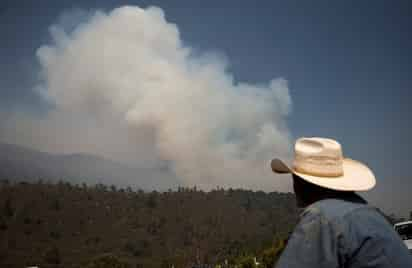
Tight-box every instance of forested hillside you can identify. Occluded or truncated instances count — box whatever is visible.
[0,180,298,268]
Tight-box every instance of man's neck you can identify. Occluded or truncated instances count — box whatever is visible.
[302,191,367,208]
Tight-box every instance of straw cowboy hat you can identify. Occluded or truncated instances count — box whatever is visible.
[271,137,376,191]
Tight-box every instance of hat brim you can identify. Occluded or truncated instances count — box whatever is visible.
[271,158,376,191]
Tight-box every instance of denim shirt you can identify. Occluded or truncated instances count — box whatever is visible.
[276,195,412,268]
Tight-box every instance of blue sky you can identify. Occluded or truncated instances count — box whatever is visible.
[1,0,411,216]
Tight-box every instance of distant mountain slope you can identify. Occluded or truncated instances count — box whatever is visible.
[0,143,173,189]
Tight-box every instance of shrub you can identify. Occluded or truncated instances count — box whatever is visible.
[260,240,286,268]
[81,254,129,268]
[42,245,61,266]
[236,255,256,268]
[123,240,143,257]
[50,230,61,240]
[3,198,14,217]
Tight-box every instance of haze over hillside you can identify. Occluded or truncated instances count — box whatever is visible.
[0,143,176,190]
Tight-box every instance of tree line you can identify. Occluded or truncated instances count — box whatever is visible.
[0,179,298,267]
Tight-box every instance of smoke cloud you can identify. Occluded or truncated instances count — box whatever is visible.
[2,6,293,191]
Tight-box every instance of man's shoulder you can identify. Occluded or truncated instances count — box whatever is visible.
[302,197,374,223]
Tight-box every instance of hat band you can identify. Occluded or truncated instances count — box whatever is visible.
[293,155,344,177]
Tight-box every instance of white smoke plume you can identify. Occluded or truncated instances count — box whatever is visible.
[3,6,293,191]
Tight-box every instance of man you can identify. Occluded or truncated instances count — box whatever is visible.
[271,137,412,267]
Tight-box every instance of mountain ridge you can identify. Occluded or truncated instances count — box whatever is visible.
[0,142,175,190]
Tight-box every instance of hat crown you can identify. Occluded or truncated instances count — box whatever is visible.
[293,137,344,177]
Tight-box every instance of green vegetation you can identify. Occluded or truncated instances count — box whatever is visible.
[42,245,61,267]
[0,180,298,268]
[81,254,129,268]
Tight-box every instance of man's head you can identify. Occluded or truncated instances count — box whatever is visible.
[292,173,355,208]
